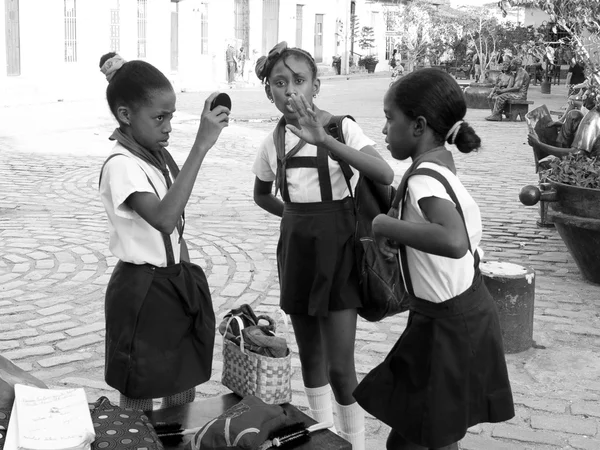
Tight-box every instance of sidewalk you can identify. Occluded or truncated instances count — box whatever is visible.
[1,77,599,450]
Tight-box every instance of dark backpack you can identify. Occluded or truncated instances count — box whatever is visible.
[324,116,408,321]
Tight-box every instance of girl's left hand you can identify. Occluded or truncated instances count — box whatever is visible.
[373,214,399,259]
[285,93,327,145]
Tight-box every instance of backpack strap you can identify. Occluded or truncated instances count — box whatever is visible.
[398,168,480,297]
[324,115,356,187]
[98,153,176,266]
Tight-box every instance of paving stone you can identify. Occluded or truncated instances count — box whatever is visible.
[572,401,600,419]
[37,352,93,368]
[3,345,55,360]
[220,283,247,297]
[37,304,74,316]
[55,334,104,351]
[492,424,566,446]
[530,414,597,436]
[65,322,105,337]
[569,435,600,450]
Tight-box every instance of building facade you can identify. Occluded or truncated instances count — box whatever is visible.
[1,0,375,106]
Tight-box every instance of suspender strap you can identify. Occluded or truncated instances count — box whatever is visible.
[274,115,355,203]
[99,153,176,266]
[274,117,307,200]
[398,167,479,297]
[316,147,333,201]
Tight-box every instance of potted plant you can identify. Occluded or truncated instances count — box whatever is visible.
[520,153,600,284]
[332,56,341,75]
[358,55,379,73]
[358,26,378,73]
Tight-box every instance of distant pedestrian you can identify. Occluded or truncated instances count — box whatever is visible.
[252,41,394,450]
[353,68,515,450]
[238,47,246,80]
[97,52,229,410]
[566,58,585,96]
[226,43,237,87]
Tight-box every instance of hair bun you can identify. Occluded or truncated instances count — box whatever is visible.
[100,54,127,82]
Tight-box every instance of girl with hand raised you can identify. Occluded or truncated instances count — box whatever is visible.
[252,42,394,450]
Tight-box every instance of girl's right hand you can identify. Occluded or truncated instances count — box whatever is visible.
[194,92,230,152]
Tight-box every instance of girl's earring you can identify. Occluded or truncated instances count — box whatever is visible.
[313,94,318,98]
[269,98,274,103]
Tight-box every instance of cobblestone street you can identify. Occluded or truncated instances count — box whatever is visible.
[1,75,600,449]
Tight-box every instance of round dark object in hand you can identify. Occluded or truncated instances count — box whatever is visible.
[211,93,232,111]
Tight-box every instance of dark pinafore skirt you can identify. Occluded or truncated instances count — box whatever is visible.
[277,197,362,317]
[104,260,215,399]
[353,272,515,448]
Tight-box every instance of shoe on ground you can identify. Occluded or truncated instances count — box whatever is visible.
[485,114,502,121]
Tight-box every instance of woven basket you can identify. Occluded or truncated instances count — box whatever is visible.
[221,316,292,405]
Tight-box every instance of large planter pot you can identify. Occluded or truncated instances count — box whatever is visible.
[541,80,551,94]
[463,83,494,109]
[520,181,600,284]
[365,62,378,73]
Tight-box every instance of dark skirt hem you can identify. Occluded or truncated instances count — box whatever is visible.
[104,260,215,399]
[354,275,514,448]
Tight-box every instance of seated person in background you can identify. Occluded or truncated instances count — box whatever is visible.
[488,61,515,106]
[528,95,600,158]
[555,79,590,121]
[486,58,530,121]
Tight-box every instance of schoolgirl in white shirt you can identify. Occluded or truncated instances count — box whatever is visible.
[97,52,229,411]
[252,42,394,450]
[353,68,514,450]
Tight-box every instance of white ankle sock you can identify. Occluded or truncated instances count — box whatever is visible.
[334,400,365,450]
[304,385,335,430]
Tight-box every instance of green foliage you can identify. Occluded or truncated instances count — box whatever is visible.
[358,54,379,67]
[503,0,600,103]
[359,26,376,51]
[541,153,600,189]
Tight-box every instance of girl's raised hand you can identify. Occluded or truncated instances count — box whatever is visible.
[285,93,327,145]
[194,92,230,152]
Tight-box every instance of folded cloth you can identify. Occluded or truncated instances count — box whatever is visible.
[241,326,289,358]
[218,304,276,342]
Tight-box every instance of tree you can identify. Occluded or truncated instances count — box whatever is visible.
[502,1,600,100]
[359,26,376,54]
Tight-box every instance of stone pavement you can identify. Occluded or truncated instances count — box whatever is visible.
[1,75,600,449]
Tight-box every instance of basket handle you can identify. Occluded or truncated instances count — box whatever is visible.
[277,309,291,348]
[223,315,247,355]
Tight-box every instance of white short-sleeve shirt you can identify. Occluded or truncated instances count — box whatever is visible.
[99,142,181,267]
[400,161,483,303]
[252,118,376,202]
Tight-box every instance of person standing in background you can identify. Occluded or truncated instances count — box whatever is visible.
[226,43,237,88]
[238,47,247,81]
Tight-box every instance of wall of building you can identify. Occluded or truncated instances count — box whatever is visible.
[1,0,352,106]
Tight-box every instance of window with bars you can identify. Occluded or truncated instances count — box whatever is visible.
[296,4,303,48]
[110,0,120,53]
[64,0,77,62]
[137,0,147,58]
[234,0,249,55]
[199,3,208,55]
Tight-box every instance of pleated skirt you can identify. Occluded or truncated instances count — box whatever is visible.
[354,274,514,448]
[277,198,362,317]
[104,260,215,399]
